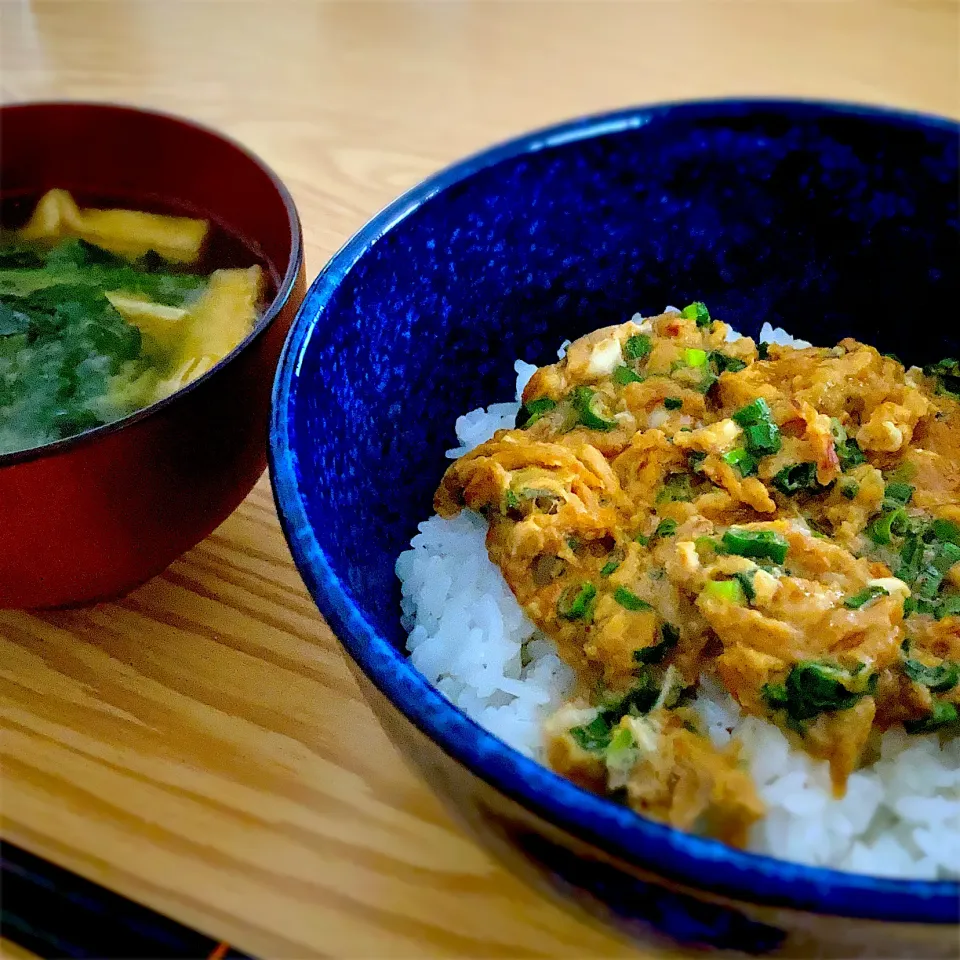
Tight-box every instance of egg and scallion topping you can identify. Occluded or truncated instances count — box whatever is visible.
[436,304,959,843]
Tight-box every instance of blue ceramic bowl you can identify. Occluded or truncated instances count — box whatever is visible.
[271,100,960,955]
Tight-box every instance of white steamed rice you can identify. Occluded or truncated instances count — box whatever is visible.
[396,313,959,879]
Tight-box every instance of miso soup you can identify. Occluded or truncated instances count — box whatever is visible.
[0,189,271,455]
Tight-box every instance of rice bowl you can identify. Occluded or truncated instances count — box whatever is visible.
[272,100,960,950]
[397,313,960,881]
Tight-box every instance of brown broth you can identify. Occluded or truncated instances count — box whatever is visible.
[0,188,279,299]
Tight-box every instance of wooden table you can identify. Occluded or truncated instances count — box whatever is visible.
[1,2,957,957]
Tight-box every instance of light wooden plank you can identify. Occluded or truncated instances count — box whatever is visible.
[0,2,957,956]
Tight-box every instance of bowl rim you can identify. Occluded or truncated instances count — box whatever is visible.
[0,99,304,467]
[270,97,960,925]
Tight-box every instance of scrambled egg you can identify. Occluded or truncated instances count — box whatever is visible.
[436,306,960,844]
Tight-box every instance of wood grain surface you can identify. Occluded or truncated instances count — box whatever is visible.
[1,2,958,957]
[0,938,39,960]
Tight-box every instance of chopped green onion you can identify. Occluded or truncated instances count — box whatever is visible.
[924,357,960,400]
[613,365,644,386]
[904,701,959,734]
[937,594,960,619]
[504,490,520,510]
[902,657,959,693]
[569,714,613,751]
[604,725,637,773]
[838,438,867,471]
[634,623,680,665]
[558,581,597,621]
[931,518,960,545]
[732,397,773,428]
[680,301,711,327]
[653,518,678,539]
[597,671,661,722]
[624,334,652,361]
[694,535,718,556]
[764,660,877,722]
[721,528,789,564]
[772,462,820,496]
[635,532,650,546]
[757,342,769,360]
[614,587,653,612]
[722,447,758,478]
[570,386,617,431]
[517,396,556,428]
[840,480,860,501]
[664,396,683,410]
[600,555,621,577]
[743,421,782,456]
[731,398,781,457]
[898,534,926,584]
[888,461,918,484]
[830,418,867,470]
[763,683,789,710]
[843,584,889,609]
[709,351,747,374]
[917,543,960,602]
[703,579,746,605]
[687,451,707,473]
[684,348,708,368]
[884,482,914,507]
[734,570,757,603]
[914,563,946,602]
[938,540,960,567]
[866,507,909,545]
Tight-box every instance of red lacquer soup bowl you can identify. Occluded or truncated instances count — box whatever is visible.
[0,102,305,607]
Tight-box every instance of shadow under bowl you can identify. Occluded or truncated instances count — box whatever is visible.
[270,99,959,956]
[0,102,306,608]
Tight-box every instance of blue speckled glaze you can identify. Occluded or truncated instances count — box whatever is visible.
[271,100,960,950]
